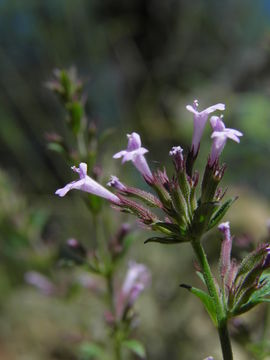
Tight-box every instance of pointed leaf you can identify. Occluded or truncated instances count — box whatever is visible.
[196,271,206,286]
[257,298,270,303]
[180,284,217,325]
[144,236,183,245]
[249,274,270,302]
[208,197,237,230]
[123,340,146,358]
[79,342,108,360]
[152,222,187,239]
[235,245,268,281]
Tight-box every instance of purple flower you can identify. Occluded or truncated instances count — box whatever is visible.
[218,221,232,282]
[209,116,243,166]
[25,271,56,296]
[186,100,225,155]
[55,162,120,204]
[116,261,151,320]
[107,175,127,191]
[113,132,153,180]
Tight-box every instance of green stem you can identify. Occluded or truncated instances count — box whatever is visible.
[77,130,87,159]
[218,320,233,360]
[106,272,122,360]
[191,239,233,360]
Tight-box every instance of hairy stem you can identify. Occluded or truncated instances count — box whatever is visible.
[191,239,233,360]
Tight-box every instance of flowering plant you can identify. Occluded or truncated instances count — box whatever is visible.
[25,69,152,360]
[54,91,270,360]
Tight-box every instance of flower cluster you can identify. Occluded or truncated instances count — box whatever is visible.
[55,100,242,245]
[217,222,270,317]
[54,95,270,359]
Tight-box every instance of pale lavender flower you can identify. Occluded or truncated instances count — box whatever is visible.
[186,100,225,155]
[107,175,127,191]
[55,162,120,204]
[116,261,151,320]
[209,116,243,166]
[218,221,232,281]
[76,273,104,293]
[113,132,153,180]
[25,271,56,296]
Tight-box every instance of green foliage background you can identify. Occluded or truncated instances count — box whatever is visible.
[0,1,270,359]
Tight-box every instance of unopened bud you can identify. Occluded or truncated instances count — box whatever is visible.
[169,146,184,172]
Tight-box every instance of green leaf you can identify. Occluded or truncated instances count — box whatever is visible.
[232,275,270,316]
[196,271,206,286]
[249,274,270,302]
[122,339,146,358]
[144,236,183,245]
[47,142,65,154]
[78,342,107,360]
[180,284,217,326]
[191,201,218,235]
[257,298,270,303]
[208,197,237,230]
[152,222,187,239]
[60,70,72,99]
[235,246,267,281]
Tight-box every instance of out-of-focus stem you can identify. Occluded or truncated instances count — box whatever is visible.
[106,271,122,360]
[77,131,87,159]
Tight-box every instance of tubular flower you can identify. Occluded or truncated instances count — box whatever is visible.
[209,116,243,166]
[113,132,153,180]
[25,271,56,296]
[107,175,127,191]
[55,162,120,204]
[116,261,151,320]
[186,100,225,155]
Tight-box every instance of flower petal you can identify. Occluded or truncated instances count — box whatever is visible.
[55,179,85,197]
[186,104,197,114]
[127,132,142,150]
[113,150,127,159]
[204,103,225,114]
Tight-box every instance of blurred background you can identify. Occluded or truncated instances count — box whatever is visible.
[1,0,270,359]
